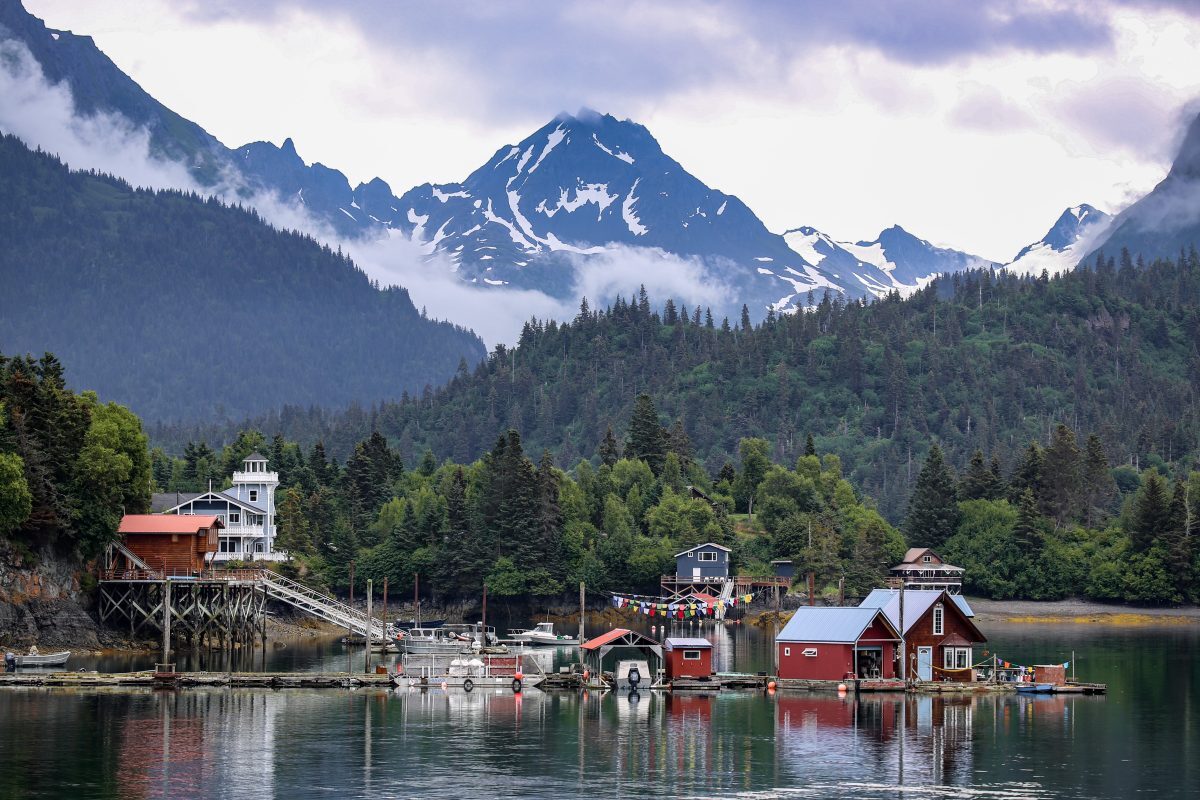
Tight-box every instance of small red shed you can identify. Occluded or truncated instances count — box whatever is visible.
[776,607,901,681]
[664,637,714,680]
[116,514,222,575]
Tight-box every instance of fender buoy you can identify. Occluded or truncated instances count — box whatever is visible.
[512,678,522,693]
[462,679,473,692]
[767,680,777,691]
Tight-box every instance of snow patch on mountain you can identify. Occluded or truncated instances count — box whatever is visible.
[1002,204,1109,277]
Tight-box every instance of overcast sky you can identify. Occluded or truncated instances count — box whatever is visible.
[23,0,1200,262]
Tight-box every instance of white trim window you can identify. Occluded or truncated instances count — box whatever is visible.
[922,554,932,563]
[229,512,240,524]
[698,551,717,562]
[932,604,944,635]
[783,647,791,657]
[249,490,259,503]
[943,647,970,670]
[683,650,701,661]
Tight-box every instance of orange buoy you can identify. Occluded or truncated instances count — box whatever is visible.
[837,683,847,693]
[767,680,777,691]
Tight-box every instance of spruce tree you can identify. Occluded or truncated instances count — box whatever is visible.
[804,433,816,457]
[905,443,961,549]
[1130,471,1171,552]
[625,394,666,472]
[1008,442,1044,505]
[1012,489,1044,550]
[598,425,621,467]
[1082,434,1116,527]
[959,449,1000,501]
[1042,424,1082,524]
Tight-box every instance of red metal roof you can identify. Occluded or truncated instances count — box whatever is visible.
[581,628,633,651]
[119,514,222,534]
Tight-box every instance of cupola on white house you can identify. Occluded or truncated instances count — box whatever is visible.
[151,452,284,562]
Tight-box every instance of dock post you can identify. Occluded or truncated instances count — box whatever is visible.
[382,578,388,635]
[162,579,172,661]
[579,582,586,644]
[365,579,373,674]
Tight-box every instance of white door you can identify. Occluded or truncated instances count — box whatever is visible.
[917,646,933,681]
[693,567,702,578]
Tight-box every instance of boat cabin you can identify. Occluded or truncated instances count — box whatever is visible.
[664,637,714,681]
[859,588,986,682]
[114,514,222,576]
[776,607,900,681]
[674,543,731,581]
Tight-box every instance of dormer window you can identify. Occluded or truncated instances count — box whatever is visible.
[932,604,944,635]
[922,554,932,563]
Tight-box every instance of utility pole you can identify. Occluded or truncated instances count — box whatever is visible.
[579,582,586,643]
[365,579,373,674]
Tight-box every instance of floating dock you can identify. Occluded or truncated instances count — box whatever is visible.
[0,671,393,689]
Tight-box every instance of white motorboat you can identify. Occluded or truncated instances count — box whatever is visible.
[8,649,70,668]
[399,622,504,655]
[507,621,580,647]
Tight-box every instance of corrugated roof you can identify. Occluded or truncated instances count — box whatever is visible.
[777,607,897,643]
[858,589,982,641]
[901,547,935,564]
[119,514,222,534]
[674,542,732,557]
[664,637,712,649]
[581,627,662,651]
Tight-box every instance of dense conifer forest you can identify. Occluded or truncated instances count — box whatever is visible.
[153,249,1200,524]
[0,134,485,421]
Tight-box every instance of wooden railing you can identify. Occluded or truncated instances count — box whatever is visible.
[100,568,268,582]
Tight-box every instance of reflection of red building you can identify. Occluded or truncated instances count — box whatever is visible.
[776,608,900,680]
[118,701,210,799]
[666,693,714,722]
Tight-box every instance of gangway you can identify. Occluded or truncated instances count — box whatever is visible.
[258,571,388,641]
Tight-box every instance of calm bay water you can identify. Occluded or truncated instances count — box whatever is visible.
[1,621,1197,799]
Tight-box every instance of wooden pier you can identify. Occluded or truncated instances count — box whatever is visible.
[0,670,393,689]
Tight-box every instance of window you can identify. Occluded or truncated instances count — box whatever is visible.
[944,647,970,670]
[932,604,944,635]
[249,490,259,503]
[783,647,791,657]
[922,554,932,563]
[683,650,701,661]
[229,513,240,524]
[219,538,234,553]
[698,551,717,562]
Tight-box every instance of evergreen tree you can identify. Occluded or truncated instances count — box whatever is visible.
[666,419,693,466]
[598,425,621,467]
[1042,424,1082,524]
[273,487,313,556]
[534,450,566,584]
[1130,471,1171,552]
[733,438,771,514]
[1008,442,1044,505]
[1082,434,1116,527]
[804,433,816,457]
[625,394,667,472]
[959,449,1001,500]
[1012,489,1044,550]
[905,444,961,549]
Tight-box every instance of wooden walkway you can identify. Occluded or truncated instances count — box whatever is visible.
[0,671,393,689]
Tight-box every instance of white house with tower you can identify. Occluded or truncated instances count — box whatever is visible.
[151,452,285,562]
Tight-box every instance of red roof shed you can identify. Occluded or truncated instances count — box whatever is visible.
[664,637,714,681]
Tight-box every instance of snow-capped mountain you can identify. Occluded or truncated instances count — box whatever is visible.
[1084,110,1200,266]
[1002,204,1109,277]
[384,109,846,310]
[782,224,997,297]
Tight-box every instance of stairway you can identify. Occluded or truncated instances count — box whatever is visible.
[258,571,388,641]
[715,580,736,620]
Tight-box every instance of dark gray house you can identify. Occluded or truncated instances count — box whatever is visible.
[674,543,731,581]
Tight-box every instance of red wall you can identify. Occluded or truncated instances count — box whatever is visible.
[666,647,713,679]
[903,601,985,682]
[777,639,896,680]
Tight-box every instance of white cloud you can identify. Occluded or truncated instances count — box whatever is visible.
[0,38,198,191]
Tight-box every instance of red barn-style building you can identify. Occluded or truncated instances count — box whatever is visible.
[860,589,986,682]
[115,514,222,576]
[664,637,714,681]
[776,607,900,681]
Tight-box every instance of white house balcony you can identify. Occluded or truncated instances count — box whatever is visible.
[221,525,274,538]
[232,470,279,484]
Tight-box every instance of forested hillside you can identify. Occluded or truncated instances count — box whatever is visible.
[152,249,1200,522]
[0,134,485,421]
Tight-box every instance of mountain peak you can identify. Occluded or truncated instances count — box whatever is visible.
[1168,109,1200,181]
[281,137,298,157]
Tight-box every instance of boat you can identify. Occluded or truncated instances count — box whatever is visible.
[395,618,445,631]
[399,623,502,655]
[1016,682,1056,693]
[507,621,580,647]
[10,649,70,668]
[393,652,544,691]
